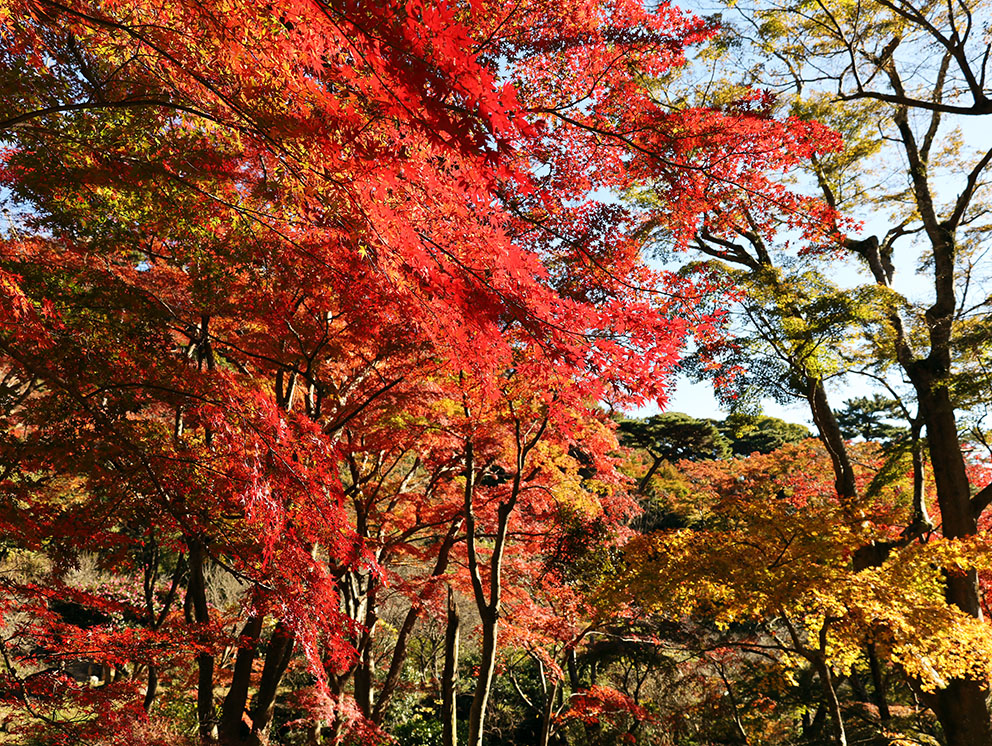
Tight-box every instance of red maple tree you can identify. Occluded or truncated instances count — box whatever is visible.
[0,0,838,742]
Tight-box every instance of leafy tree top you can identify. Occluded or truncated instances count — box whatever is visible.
[618,412,732,462]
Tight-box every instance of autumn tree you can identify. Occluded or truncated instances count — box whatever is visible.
[0,0,850,743]
[714,414,811,456]
[618,412,732,494]
[837,396,908,444]
[627,0,992,740]
[607,440,992,746]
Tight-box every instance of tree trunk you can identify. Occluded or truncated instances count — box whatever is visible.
[935,677,992,746]
[467,611,497,746]
[372,603,416,723]
[812,654,847,746]
[909,419,932,530]
[802,698,826,740]
[373,518,462,724]
[247,621,295,746]
[143,665,158,711]
[917,386,992,746]
[538,680,558,746]
[219,615,263,744]
[462,411,546,746]
[186,538,217,743]
[813,229,992,743]
[715,662,749,743]
[866,643,890,721]
[354,605,376,717]
[442,585,460,746]
[891,110,992,743]
[807,377,857,506]
[636,455,664,495]
[566,648,580,692]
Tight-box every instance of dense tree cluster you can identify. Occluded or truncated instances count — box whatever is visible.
[3,0,992,744]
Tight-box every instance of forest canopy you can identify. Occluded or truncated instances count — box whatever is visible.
[3,0,992,745]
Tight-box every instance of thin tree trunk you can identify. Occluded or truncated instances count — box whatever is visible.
[143,666,158,711]
[636,455,664,495]
[372,518,463,724]
[783,615,847,746]
[466,484,526,746]
[247,621,294,746]
[373,604,418,722]
[462,406,548,746]
[812,655,847,746]
[219,615,263,744]
[807,377,857,506]
[802,698,826,739]
[566,648,580,692]
[909,420,932,530]
[865,643,890,721]
[354,594,377,718]
[186,539,217,743]
[442,585,460,746]
[538,680,559,746]
[468,612,498,746]
[715,661,749,743]
[464,444,508,746]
